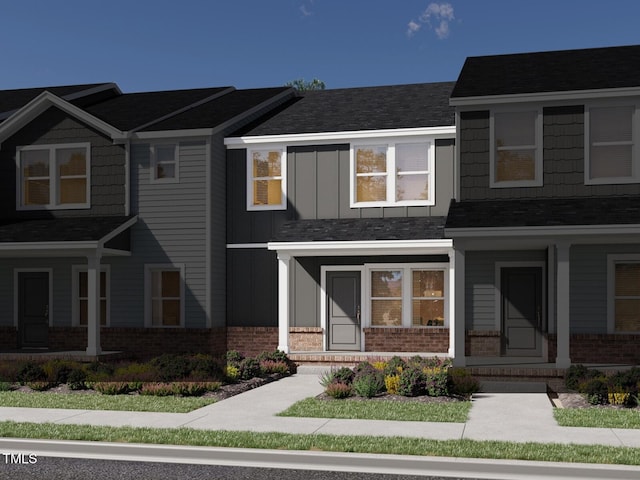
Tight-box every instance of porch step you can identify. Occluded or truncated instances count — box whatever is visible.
[480,381,548,393]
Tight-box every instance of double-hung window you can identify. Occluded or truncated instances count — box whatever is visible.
[150,143,179,183]
[72,265,109,327]
[586,105,637,184]
[368,264,447,328]
[17,143,90,209]
[247,148,286,210]
[490,110,542,187]
[351,140,434,207]
[608,255,640,333]
[145,265,184,327]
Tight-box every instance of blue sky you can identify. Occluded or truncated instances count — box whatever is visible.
[2,0,640,92]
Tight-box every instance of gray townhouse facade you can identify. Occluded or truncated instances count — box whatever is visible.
[447,45,640,367]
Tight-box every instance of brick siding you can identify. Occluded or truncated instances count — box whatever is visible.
[226,327,279,357]
[363,327,449,352]
[289,327,323,351]
[465,330,501,356]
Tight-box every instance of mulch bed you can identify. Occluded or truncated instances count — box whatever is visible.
[557,392,640,410]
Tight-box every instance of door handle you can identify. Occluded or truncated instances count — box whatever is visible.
[44,304,49,319]
[356,305,361,324]
[536,306,541,326]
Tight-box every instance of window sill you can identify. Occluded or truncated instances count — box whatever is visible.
[17,204,91,211]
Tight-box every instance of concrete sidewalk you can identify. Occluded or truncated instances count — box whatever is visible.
[0,370,639,448]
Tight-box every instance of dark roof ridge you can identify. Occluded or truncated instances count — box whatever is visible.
[462,44,640,62]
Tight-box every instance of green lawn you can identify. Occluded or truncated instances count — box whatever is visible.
[0,421,638,465]
[278,398,471,423]
[555,408,640,429]
[0,391,215,413]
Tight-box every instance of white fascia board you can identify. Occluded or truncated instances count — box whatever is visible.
[446,223,640,238]
[450,86,640,108]
[268,239,453,257]
[98,215,138,245]
[0,92,125,144]
[63,83,123,101]
[225,126,456,148]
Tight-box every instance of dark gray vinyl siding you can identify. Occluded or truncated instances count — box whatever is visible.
[465,250,546,330]
[459,107,640,201]
[0,107,126,217]
[226,248,277,327]
[227,140,455,243]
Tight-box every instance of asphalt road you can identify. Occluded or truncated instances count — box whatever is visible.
[1,457,486,480]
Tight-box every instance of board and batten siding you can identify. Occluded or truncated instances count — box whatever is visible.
[459,106,640,201]
[0,107,126,218]
[465,250,546,331]
[119,141,208,328]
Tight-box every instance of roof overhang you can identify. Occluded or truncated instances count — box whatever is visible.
[0,91,127,144]
[225,126,456,148]
[450,86,640,109]
[268,239,453,257]
[0,216,137,258]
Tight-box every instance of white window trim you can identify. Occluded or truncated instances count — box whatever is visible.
[71,264,110,327]
[584,102,640,185]
[16,142,91,210]
[350,138,435,208]
[607,254,640,334]
[150,143,179,184]
[489,108,543,188]
[246,146,287,211]
[144,264,186,328]
[363,263,449,328]
[13,268,54,328]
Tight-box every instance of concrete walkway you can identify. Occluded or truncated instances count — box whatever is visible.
[0,370,639,448]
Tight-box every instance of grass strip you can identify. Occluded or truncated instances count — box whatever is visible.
[278,398,471,423]
[0,421,638,465]
[0,392,215,413]
[554,409,640,429]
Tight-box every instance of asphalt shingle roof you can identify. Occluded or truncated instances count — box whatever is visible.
[272,217,447,242]
[445,197,640,230]
[451,45,640,99]
[233,82,456,137]
[0,216,134,243]
[0,83,114,117]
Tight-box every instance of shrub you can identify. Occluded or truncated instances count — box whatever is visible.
[579,377,609,405]
[188,354,223,380]
[0,362,21,383]
[259,360,290,375]
[384,356,406,376]
[238,357,261,380]
[371,361,387,372]
[112,362,160,382]
[608,387,630,406]
[332,367,355,385]
[423,366,449,397]
[325,382,352,399]
[224,365,240,381]
[384,374,401,394]
[140,383,174,396]
[398,367,426,397]
[448,368,480,397]
[225,350,245,365]
[67,369,87,390]
[149,354,192,382]
[43,360,77,385]
[17,362,46,384]
[84,362,115,382]
[93,381,131,395]
[352,372,385,398]
[0,382,12,392]
[256,350,297,374]
[565,364,600,391]
[26,381,53,391]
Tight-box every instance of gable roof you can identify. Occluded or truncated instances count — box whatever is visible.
[232,82,456,137]
[451,45,640,101]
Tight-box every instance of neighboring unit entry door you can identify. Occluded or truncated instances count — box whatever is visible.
[18,271,50,348]
[501,267,543,357]
[327,271,361,351]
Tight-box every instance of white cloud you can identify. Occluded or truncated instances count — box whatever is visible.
[407,20,421,37]
[408,2,455,39]
[300,5,312,17]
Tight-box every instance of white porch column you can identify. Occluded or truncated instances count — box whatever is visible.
[451,247,466,367]
[86,251,103,356]
[277,252,291,353]
[555,242,571,368]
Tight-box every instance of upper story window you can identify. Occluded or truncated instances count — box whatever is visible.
[586,105,638,184]
[247,148,286,210]
[17,143,90,210]
[351,140,434,207]
[490,110,543,188]
[150,143,179,183]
